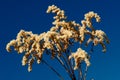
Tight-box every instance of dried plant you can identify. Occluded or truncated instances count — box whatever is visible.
[6,5,109,80]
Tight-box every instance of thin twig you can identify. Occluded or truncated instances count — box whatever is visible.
[65,49,76,80]
[61,54,74,79]
[65,50,74,73]
[55,55,73,79]
[42,59,64,80]
[79,65,83,80]
[78,68,80,80]
[83,66,88,80]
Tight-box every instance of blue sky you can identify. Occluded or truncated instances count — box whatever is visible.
[0,0,120,80]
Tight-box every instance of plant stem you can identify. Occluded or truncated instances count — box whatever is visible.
[61,51,77,80]
[72,75,76,80]
[55,55,73,79]
[79,65,83,80]
[42,59,64,80]
[65,50,76,80]
[83,66,88,80]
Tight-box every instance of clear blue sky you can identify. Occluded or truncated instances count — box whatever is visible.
[0,0,119,80]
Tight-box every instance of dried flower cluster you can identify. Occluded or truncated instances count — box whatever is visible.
[6,5,109,80]
[69,48,90,70]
